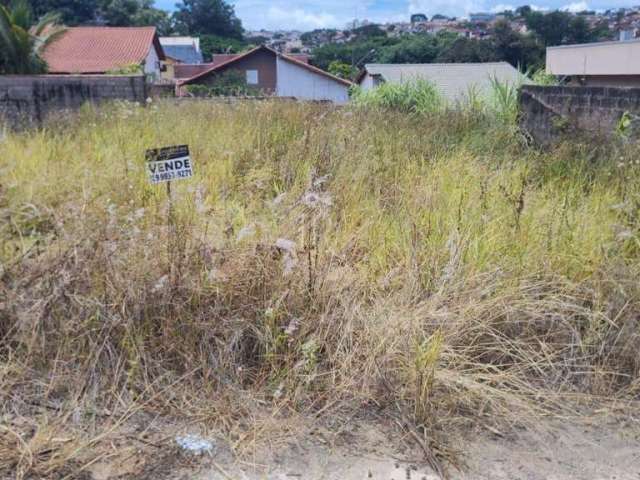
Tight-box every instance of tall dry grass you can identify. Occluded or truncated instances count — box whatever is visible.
[1,99,640,476]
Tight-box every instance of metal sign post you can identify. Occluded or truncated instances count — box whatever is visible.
[145,145,194,274]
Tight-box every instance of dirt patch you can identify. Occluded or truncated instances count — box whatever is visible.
[81,414,640,480]
[461,416,640,480]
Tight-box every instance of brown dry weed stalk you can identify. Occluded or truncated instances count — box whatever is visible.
[1,100,639,477]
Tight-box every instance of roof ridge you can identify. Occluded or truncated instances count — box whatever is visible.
[277,53,352,86]
[365,62,511,67]
[179,45,269,84]
[547,38,640,50]
[179,44,349,87]
[67,26,156,30]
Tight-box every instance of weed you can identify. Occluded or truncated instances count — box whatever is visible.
[0,99,639,476]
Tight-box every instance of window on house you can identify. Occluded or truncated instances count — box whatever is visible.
[246,70,259,85]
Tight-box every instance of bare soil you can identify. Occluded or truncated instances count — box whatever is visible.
[84,414,640,480]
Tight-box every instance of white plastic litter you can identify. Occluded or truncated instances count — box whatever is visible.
[175,435,214,455]
[275,238,297,275]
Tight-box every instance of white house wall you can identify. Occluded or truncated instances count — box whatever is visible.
[144,47,160,77]
[547,40,640,76]
[359,73,375,91]
[276,57,349,104]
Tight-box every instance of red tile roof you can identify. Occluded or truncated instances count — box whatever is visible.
[210,53,310,66]
[289,54,311,64]
[42,27,164,74]
[174,63,212,79]
[210,54,240,66]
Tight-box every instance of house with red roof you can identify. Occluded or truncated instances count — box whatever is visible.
[178,45,352,104]
[173,52,310,81]
[41,27,165,78]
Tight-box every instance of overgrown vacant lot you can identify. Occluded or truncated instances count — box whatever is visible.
[1,100,639,478]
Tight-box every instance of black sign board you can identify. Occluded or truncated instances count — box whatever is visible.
[146,145,193,184]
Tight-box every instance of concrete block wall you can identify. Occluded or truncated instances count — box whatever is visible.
[0,75,146,126]
[519,85,640,145]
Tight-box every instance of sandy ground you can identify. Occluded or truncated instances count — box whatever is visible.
[86,413,640,480]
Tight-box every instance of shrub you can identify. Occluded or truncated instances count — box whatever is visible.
[489,76,520,125]
[185,69,262,97]
[351,79,444,114]
[106,63,144,75]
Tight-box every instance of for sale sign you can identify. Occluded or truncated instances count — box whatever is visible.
[146,145,193,184]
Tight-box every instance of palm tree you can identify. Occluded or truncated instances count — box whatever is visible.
[0,0,65,74]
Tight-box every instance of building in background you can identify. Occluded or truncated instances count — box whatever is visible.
[469,13,496,23]
[356,62,523,102]
[178,45,351,103]
[159,36,203,80]
[41,27,165,78]
[546,39,640,87]
[172,52,310,81]
[410,13,428,24]
[159,36,202,63]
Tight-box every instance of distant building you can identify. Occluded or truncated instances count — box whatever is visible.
[546,39,640,87]
[159,36,203,80]
[618,29,638,41]
[41,26,165,78]
[410,13,428,23]
[469,12,496,23]
[356,62,523,102]
[178,45,351,104]
[160,37,203,64]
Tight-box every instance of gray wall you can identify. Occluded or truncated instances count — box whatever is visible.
[0,75,146,126]
[520,85,640,145]
[565,75,640,88]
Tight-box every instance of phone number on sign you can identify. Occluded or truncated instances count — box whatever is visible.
[150,169,193,183]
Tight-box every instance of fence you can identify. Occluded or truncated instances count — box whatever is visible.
[0,75,146,127]
[519,84,640,145]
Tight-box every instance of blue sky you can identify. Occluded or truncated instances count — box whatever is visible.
[155,0,636,30]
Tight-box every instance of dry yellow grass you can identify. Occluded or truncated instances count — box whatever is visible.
[1,99,639,477]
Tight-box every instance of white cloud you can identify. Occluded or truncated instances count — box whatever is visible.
[491,4,516,13]
[561,2,590,12]
[216,0,628,30]
[529,4,550,11]
[234,0,380,30]
[407,0,483,18]
[266,6,337,29]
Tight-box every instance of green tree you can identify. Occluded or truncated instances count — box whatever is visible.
[311,36,397,70]
[328,60,355,79]
[98,0,139,26]
[515,5,532,17]
[492,19,543,69]
[173,0,243,39]
[199,34,247,60]
[132,0,173,34]
[522,8,612,47]
[29,0,97,25]
[352,24,386,39]
[377,34,441,63]
[0,0,65,74]
[435,37,498,63]
[565,15,591,44]
[525,10,570,46]
[21,0,173,32]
